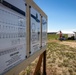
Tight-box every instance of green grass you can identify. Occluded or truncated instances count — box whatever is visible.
[47,34,68,40]
[47,34,59,40]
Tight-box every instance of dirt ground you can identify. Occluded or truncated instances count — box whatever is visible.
[59,41,76,48]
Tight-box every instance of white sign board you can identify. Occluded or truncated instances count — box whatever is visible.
[42,17,47,47]
[0,1,26,75]
[30,7,41,55]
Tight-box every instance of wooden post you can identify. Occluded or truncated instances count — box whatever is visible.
[34,54,43,75]
[43,51,46,75]
[34,51,46,75]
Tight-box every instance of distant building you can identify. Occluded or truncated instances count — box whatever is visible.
[56,31,75,38]
[74,32,76,39]
[68,33,74,38]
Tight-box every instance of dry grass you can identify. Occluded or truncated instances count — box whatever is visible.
[20,34,76,75]
[46,41,76,75]
[59,41,76,48]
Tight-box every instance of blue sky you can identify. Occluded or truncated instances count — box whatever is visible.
[34,0,76,32]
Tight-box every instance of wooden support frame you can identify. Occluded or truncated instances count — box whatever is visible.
[1,0,47,75]
[26,1,30,57]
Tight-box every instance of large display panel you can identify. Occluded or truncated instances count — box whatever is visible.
[30,7,41,55]
[42,16,47,47]
[0,1,26,75]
